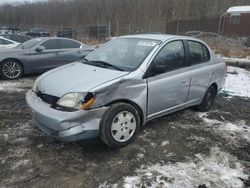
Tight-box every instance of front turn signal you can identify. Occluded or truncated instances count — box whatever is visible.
[80,96,96,110]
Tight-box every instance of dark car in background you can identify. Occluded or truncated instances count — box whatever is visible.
[26,28,51,38]
[57,28,77,39]
[0,37,94,80]
[1,34,32,43]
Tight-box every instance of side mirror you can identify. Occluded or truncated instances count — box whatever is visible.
[36,46,45,52]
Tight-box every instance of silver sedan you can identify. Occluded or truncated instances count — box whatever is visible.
[26,34,226,148]
[0,37,94,80]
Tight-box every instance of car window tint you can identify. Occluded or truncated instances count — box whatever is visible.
[60,39,81,49]
[18,36,31,43]
[41,39,59,50]
[149,40,186,76]
[188,41,210,65]
[0,38,12,45]
[12,35,20,42]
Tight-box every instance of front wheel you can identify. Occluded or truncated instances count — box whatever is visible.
[0,60,23,80]
[100,103,140,149]
[196,85,217,112]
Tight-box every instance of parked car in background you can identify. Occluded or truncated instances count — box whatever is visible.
[1,34,32,43]
[0,37,94,79]
[26,34,226,148]
[0,36,20,49]
[0,26,19,35]
[26,28,51,38]
[185,31,222,38]
[57,28,77,39]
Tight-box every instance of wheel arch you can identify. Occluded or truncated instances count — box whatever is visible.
[0,58,24,71]
[210,82,218,94]
[105,99,145,127]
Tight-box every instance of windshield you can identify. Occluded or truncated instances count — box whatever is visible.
[84,38,159,71]
[15,38,42,49]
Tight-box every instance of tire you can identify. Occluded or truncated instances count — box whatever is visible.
[196,85,217,112]
[0,59,23,80]
[100,102,140,149]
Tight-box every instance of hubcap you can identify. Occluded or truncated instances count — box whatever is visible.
[2,62,21,79]
[111,111,136,142]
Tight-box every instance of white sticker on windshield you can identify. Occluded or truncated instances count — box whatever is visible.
[137,41,157,47]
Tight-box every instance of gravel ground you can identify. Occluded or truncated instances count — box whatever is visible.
[0,77,249,188]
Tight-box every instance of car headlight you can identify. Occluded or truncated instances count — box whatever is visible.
[57,92,96,110]
[32,79,38,92]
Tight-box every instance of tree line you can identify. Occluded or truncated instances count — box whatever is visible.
[0,0,249,33]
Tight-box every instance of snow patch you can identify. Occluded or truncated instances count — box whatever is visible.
[137,153,144,159]
[11,159,30,170]
[187,136,205,142]
[0,78,33,92]
[199,113,250,143]
[222,66,250,98]
[222,57,250,64]
[161,140,170,146]
[227,6,250,14]
[0,82,24,92]
[122,147,248,188]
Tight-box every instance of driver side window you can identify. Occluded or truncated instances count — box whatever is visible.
[148,40,186,77]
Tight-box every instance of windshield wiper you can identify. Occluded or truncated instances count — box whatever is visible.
[91,61,124,71]
[82,59,124,71]
[82,58,95,66]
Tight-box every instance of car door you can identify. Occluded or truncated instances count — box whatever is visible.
[29,39,61,72]
[56,39,82,66]
[146,40,191,118]
[185,40,213,101]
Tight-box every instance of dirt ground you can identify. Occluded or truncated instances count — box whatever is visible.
[0,77,249,188]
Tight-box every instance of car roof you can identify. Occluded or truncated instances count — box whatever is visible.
[2,34,31,37]
[118,34,208,44]
[30,37,82,45]
[33,37,78,41]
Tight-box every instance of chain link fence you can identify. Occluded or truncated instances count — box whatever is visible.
[1,16,250,47]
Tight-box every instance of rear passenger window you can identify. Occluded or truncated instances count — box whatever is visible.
[149,40,186,76]
[188,41,210,65]
[60,39,81,49]
[41,39,59,50]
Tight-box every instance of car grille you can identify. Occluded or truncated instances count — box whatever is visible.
[36,91,60,108]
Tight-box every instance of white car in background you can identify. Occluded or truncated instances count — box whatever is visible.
[0,36,20,49]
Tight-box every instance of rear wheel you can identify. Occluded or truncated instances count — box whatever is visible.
[100,103,140,148]
[196,85,217,112]
[0,60,23,80]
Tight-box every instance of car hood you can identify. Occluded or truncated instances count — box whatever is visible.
[37,62,129,97]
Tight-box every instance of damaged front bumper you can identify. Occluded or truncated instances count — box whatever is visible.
[26,90,108,142]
